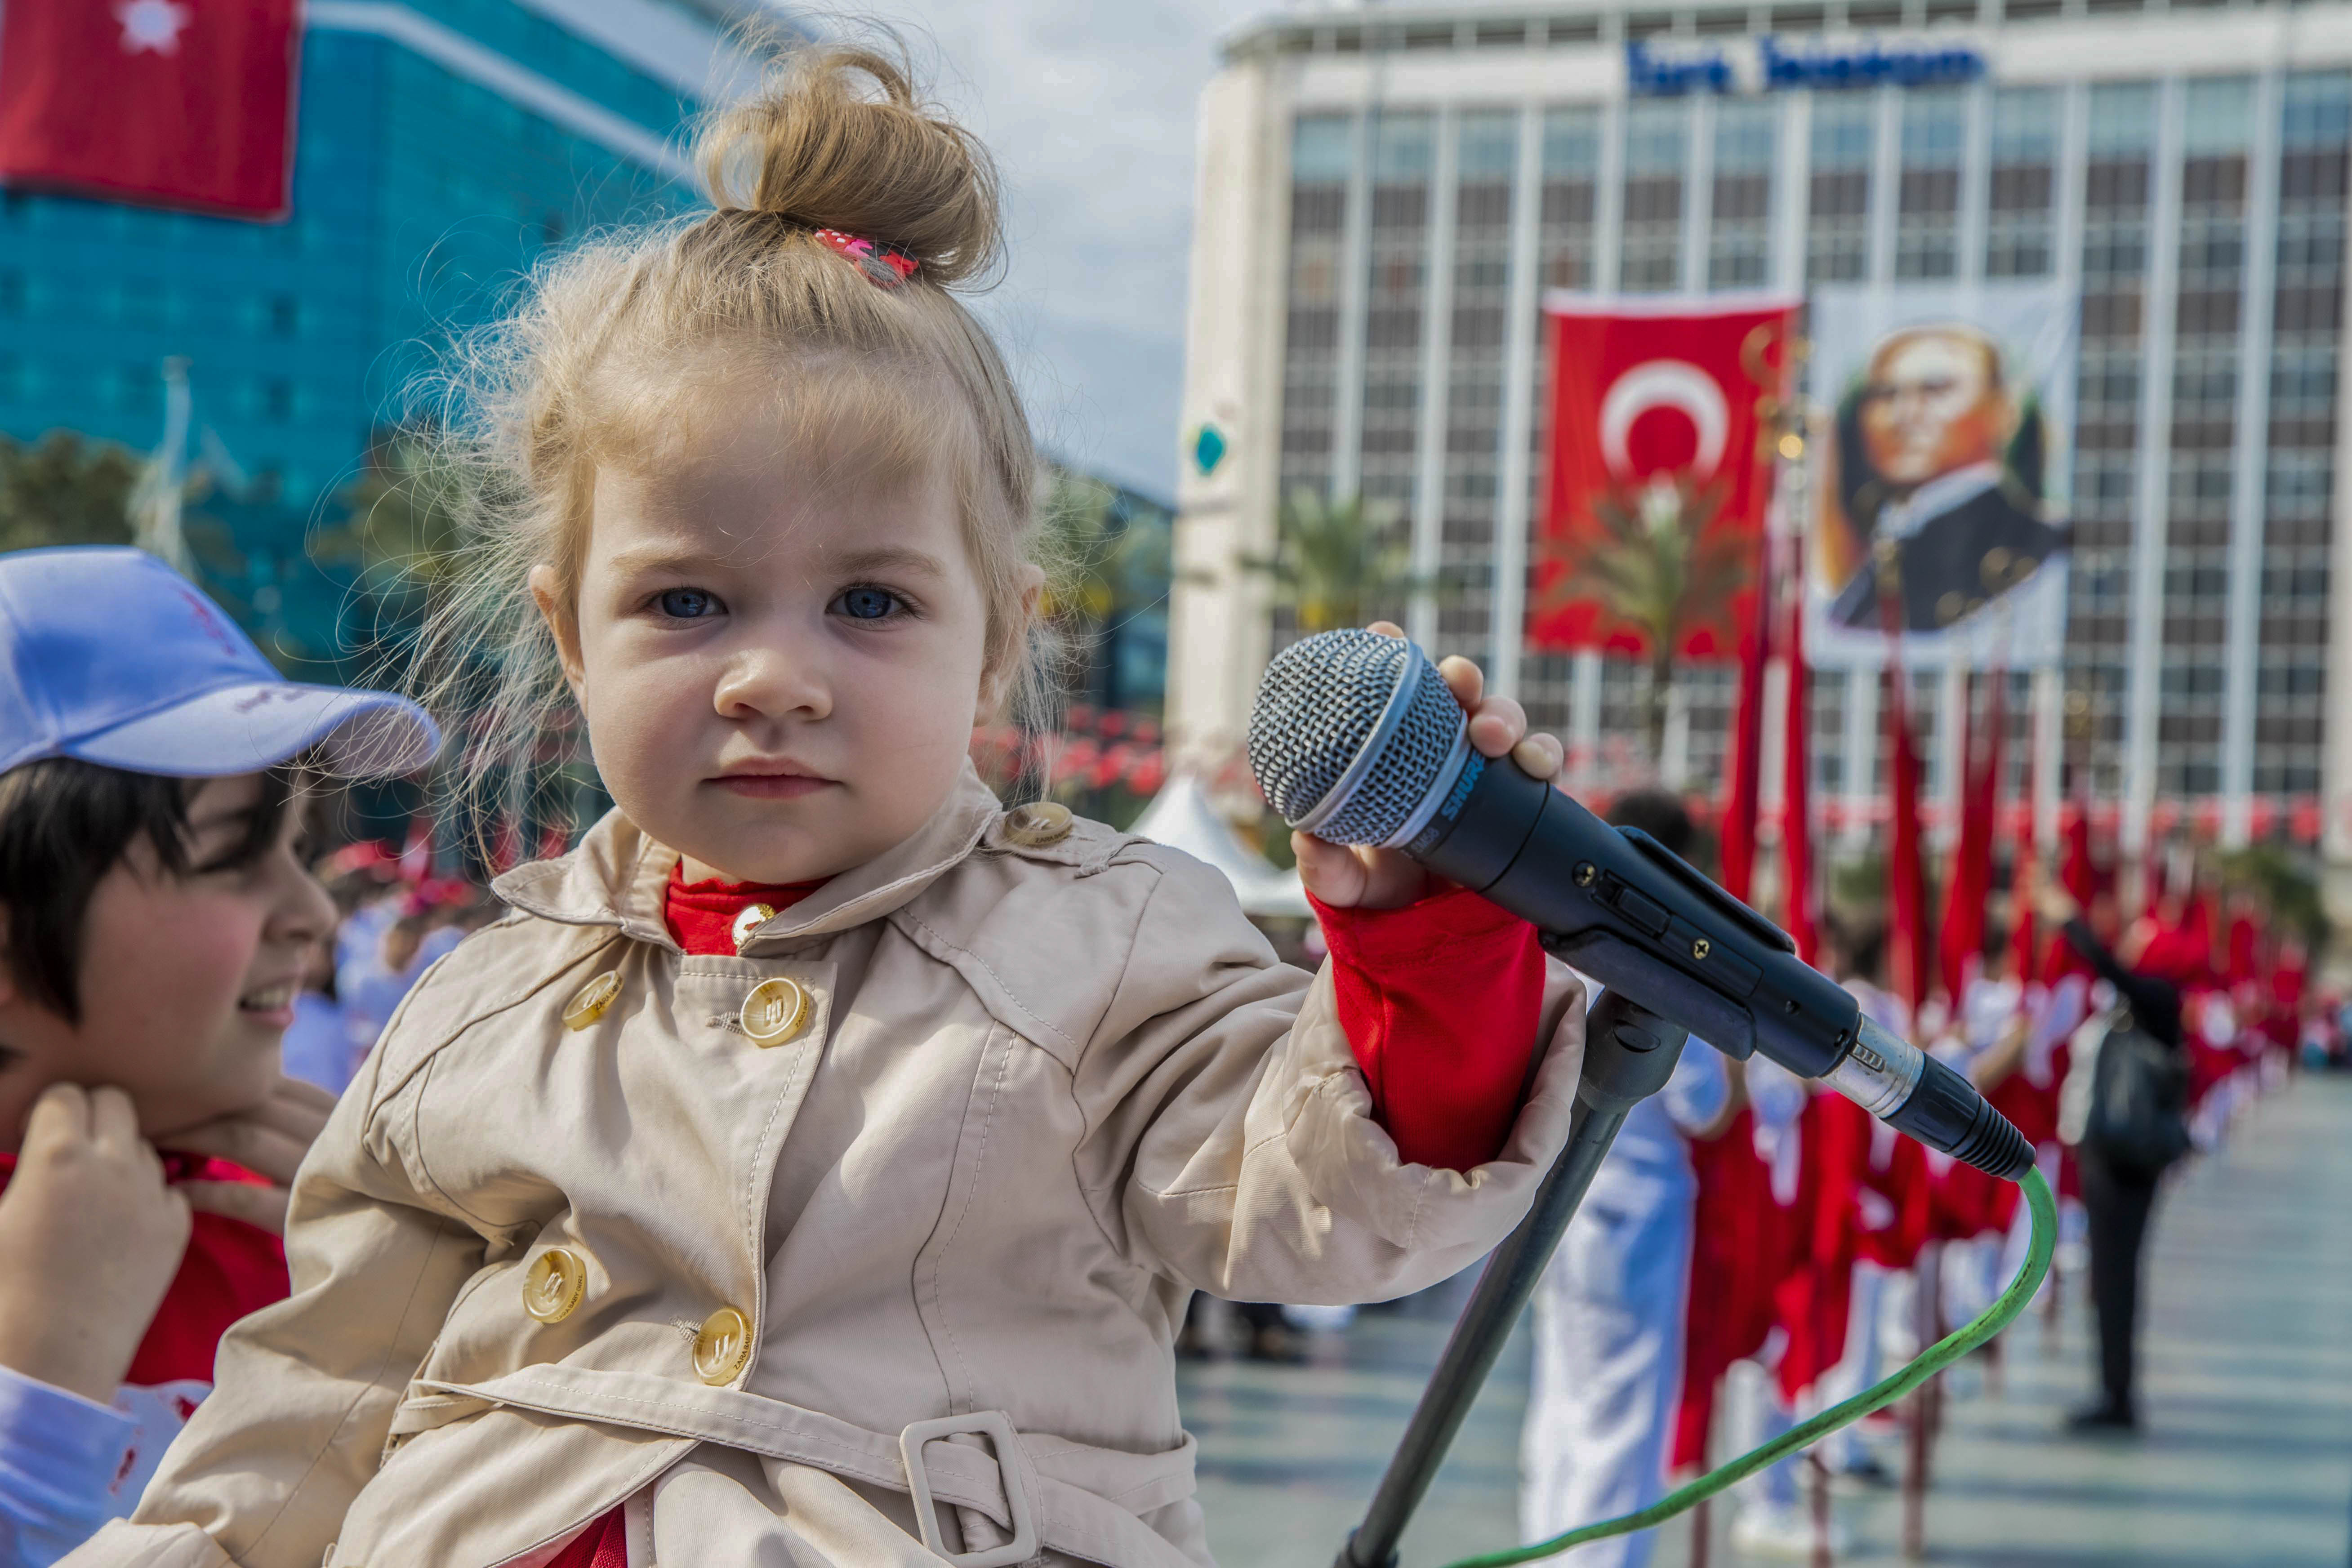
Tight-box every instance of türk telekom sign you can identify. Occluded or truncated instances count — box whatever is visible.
[1626,36,1987,96]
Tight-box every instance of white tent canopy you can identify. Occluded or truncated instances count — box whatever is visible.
[1128,771,1312,920]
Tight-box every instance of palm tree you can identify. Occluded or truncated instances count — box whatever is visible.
[1012,464,1177,808]
[309,431,471,616]
[315,431,615,869]
[1240,487,1425,635]
[1537,473,1752,762]
[1033,466,1168,637]
[0,430,140,552]
[2214,844,2330,950]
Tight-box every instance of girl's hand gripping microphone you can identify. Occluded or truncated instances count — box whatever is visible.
[1247,628,2033,1180]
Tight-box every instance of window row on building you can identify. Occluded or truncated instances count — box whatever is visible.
[0,356,329,429]
[0,273,322,340]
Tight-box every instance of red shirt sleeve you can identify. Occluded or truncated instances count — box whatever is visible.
[1310,886,1550,1172]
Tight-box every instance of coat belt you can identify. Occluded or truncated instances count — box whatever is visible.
[402,1368,1200,1568]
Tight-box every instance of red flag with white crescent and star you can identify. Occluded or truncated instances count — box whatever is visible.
[1530,295,1799,660]
[0,0,303,219]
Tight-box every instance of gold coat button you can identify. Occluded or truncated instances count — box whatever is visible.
[739,976,810,1047]
[730,902,776,953]
[562,971,623,1031]
[521,1247,587,1323]
[693,1305,753,1385]
[1003,800,1073,847]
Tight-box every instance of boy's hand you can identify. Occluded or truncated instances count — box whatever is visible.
[164,1075,337,1236]
[0,1084,191,1403]
[1295,621,1564,911]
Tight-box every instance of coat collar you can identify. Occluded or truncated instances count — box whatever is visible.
[494,763,1007,953]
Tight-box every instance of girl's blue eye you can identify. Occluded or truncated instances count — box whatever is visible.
[835,586,900,621]
[659,588,718,619]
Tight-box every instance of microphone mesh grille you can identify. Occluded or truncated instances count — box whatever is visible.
[1246,629,1467,846]
[1248,630,1406,825]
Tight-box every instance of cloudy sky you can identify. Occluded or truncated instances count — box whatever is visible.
[855,0,1274,499]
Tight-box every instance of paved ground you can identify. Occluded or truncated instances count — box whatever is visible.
[1178,1075,2352,1568]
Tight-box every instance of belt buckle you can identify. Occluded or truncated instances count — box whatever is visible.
[898,1410,1039,1568]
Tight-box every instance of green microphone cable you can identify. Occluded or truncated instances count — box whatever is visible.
[1439,1166,2058,1568]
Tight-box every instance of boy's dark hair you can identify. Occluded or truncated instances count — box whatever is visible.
[1607,788,1695,860]
[0,757,295,1023]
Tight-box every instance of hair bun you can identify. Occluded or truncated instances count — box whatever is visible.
[698,43,1001,288]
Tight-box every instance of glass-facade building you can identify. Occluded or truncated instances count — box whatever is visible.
[0,0,737,658]
[1171,0,2352,868]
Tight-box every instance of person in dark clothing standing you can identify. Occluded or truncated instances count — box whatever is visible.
[2036,875,2187,1433]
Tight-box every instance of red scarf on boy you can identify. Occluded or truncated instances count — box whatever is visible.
[0,1152,285,1392]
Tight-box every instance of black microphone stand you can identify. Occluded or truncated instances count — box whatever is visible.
[1335,989,1692,1568]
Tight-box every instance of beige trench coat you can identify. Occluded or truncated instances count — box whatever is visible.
[67,766,1586,1568]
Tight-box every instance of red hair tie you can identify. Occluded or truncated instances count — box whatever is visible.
[812,228,918,287]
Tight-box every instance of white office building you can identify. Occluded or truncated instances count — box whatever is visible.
[1171,0,2352,879]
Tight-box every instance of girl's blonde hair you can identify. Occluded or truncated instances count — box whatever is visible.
[401,41,1040,834]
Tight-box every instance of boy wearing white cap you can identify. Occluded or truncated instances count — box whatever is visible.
[0,548,437,1566]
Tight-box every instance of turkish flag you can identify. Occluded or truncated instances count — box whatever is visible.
[1531,296,1799,659]
[1772,1091,1861,1405]
[1885,665,1933,1013]
[2039,777,2095,983]
[1672,1106,1792,1470]
[2008,839,2038,988]
[1937,671,2005,996]
[1717,537,1769,904]
[1779,555,1819,965]
[0,0,302,219]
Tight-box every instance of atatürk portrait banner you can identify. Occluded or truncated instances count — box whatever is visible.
[1805,283,2079,670]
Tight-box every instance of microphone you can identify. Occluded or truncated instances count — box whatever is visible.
[1248,629,2033,1180]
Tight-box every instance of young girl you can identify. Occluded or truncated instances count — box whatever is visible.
[71,46,1587,1568]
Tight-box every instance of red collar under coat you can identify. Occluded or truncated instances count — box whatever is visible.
[662,863,827,956]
